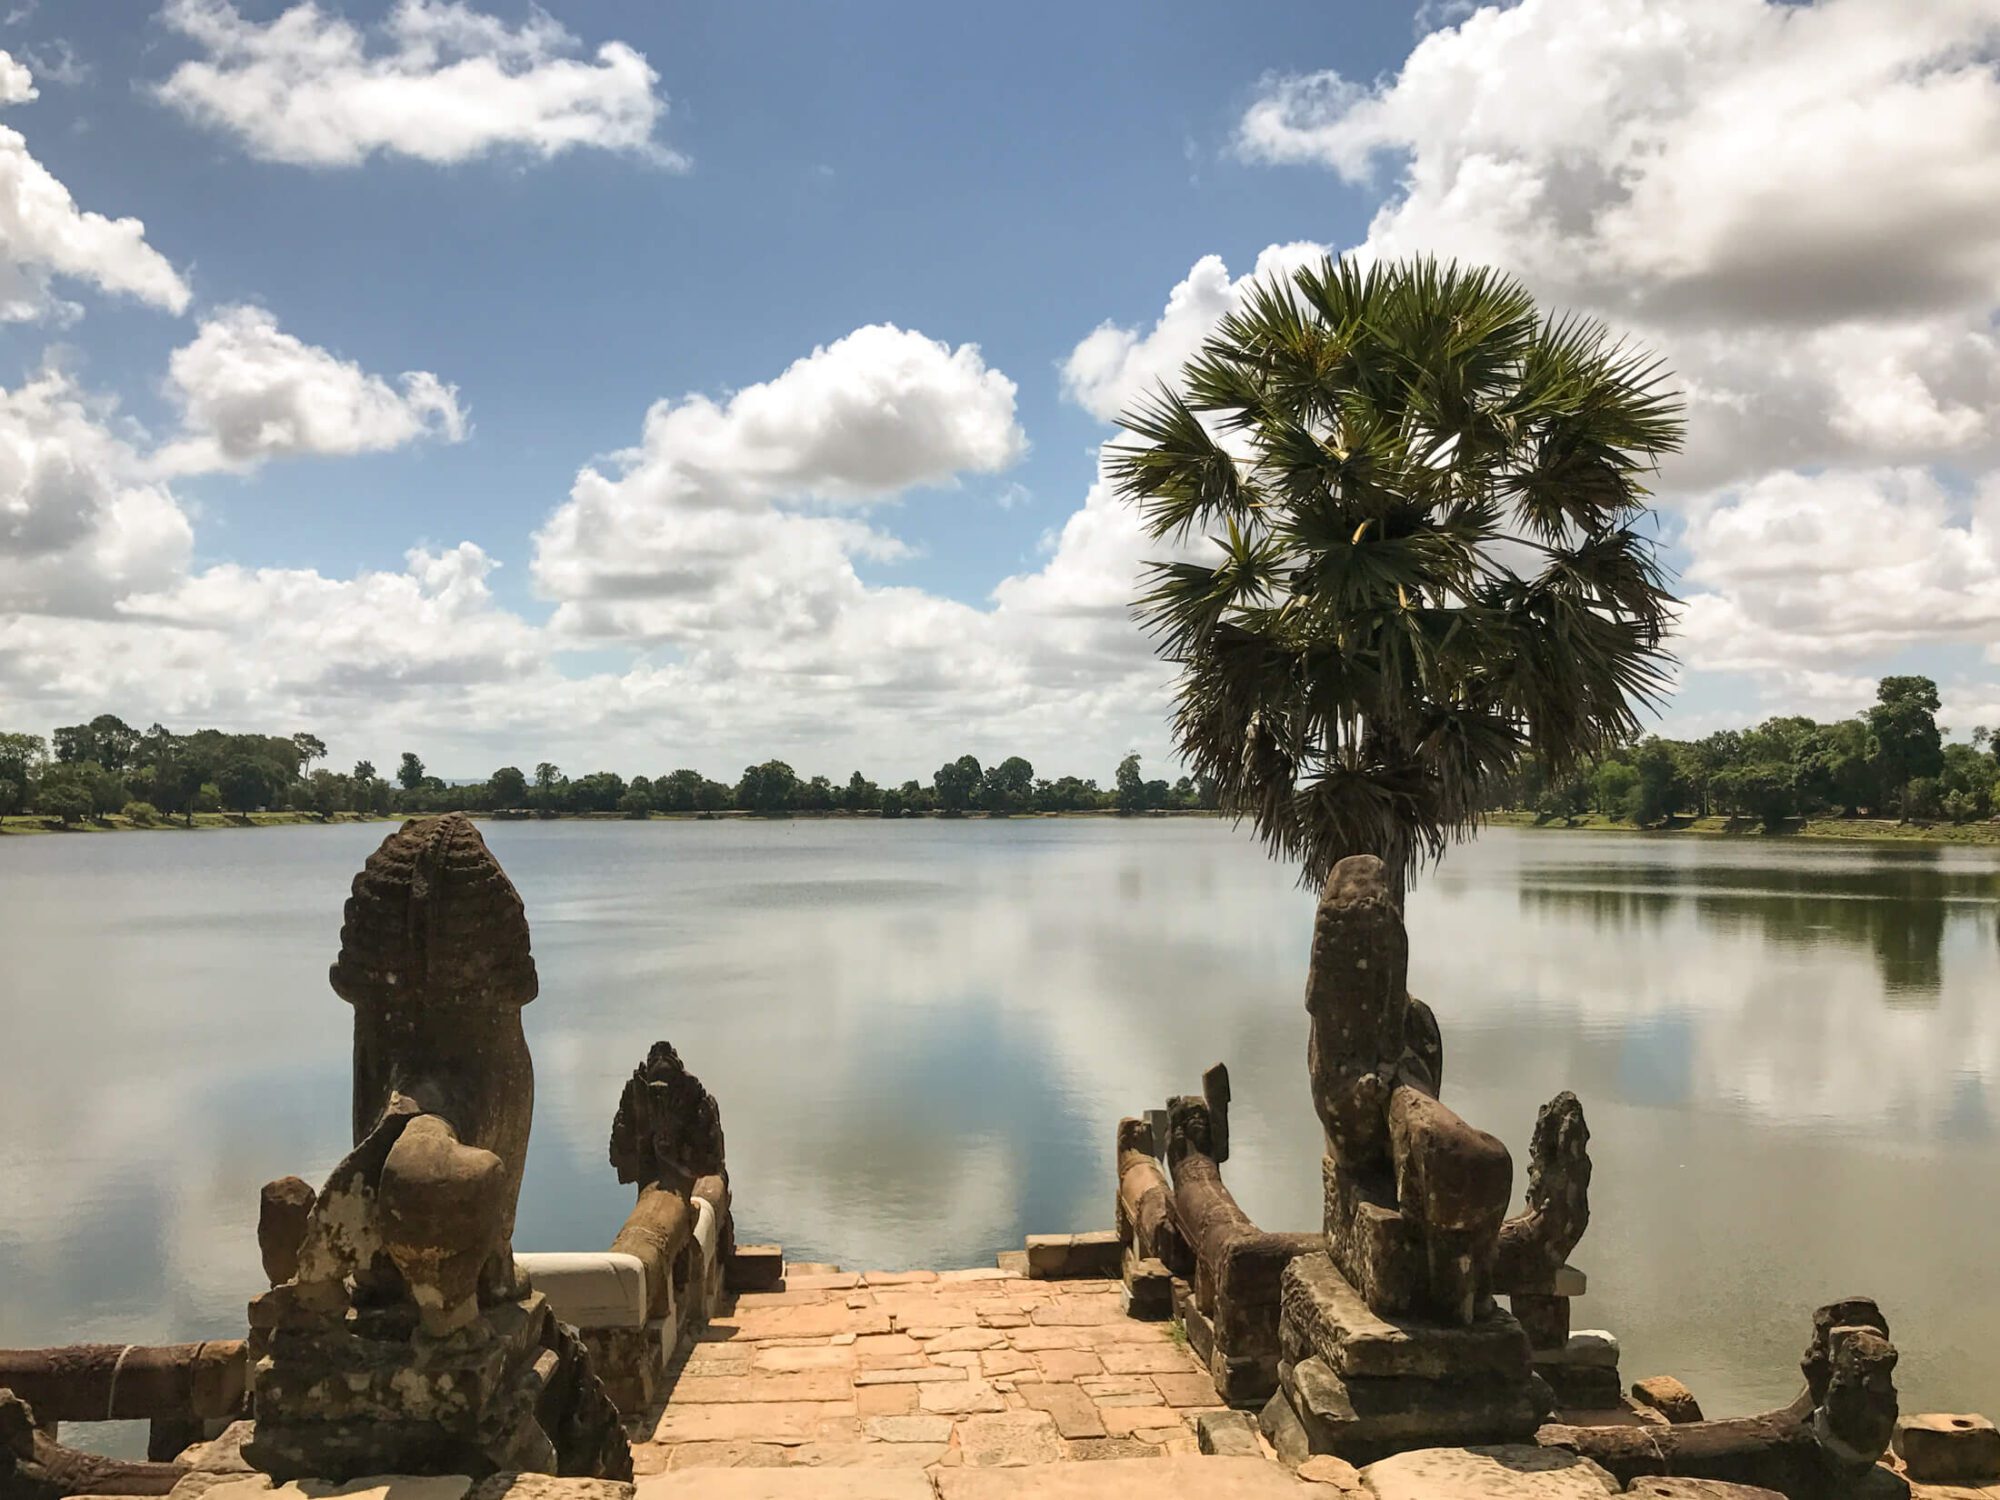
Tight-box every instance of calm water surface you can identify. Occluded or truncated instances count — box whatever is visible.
[2,819,1996,1428]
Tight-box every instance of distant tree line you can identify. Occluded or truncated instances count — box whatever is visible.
[0,717,1220,825]
[0,718,359,826]
[1483,677,2000,830]
[390,750,1217,819]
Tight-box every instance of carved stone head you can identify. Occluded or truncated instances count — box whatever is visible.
[609,1041,726,1186]
[1164,1096,1217,1167]
[329,814,537,1012]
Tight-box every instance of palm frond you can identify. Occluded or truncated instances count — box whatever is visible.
[1119,256,1685,886]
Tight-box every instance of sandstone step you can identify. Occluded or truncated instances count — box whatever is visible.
[1023,1231,1122,1280]
[635,1473,931,1498]
[725,1247,784,1293]
[1359,1444,1619,1498]
[934,1454,1313,1497]
[1273,1354,1546,1464]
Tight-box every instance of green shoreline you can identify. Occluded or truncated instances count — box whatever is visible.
[1482,808,2000,847]
[7,806,2000,847]
[0,808,1221,837]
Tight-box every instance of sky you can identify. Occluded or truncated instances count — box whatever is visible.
[2,0,1998,782]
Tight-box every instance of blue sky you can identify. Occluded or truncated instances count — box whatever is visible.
[19,2,1384,597]
[3,0,1998,778]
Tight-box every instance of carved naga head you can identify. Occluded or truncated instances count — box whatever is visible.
[609,1041,726,1188]
[329,814,537,1014]
[1802,1298,1899,1470]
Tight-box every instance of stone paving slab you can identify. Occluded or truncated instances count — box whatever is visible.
[633,1264,1246,1477]
[635,1472,933,1498]
[1358,1444,1619,1498]
[191,1482,477,1500]
[934,1455,1314,1497]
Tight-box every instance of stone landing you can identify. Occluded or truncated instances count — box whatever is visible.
[625,1264,1248,1477]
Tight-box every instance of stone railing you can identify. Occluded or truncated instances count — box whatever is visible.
[1159,1070,1319,1407]
[0,1341,248,1494]
[518,1041,734,1414]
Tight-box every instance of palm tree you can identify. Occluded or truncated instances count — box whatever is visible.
[1114,257,1683,890]
[533,761,562,812]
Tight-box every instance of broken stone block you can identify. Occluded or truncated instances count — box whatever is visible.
[258,1178,315,1288]
[1024,1231,1121,1280]
[1563,1331,1620,1369]
[1893,1411,2000,1483]
[1624,1480,1785,1499]
[1120,1250,1173,1320]
[723,1245,783,1292]
[1259,1387,1311,1467]
[464,1477,635,1500]
[1177,1287,1217,1369]
[1296,1455,1364,1490]
[1536,1360,1623,1412]
[1024,1235,1072,1279]
[1359,1443,1619,1498]
[181,1422,257,1475]
[1533,1328,1622,1411]
[1630,1376,1704,1424]
[1195,1409,1262,1457]
[202,1479,471,1500]
[169,1473,273,1500]
[1069,1230,1122,1274]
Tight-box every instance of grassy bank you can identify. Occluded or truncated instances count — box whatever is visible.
[0,810,402,836]
[11,807,1997,846]
[0,807,1222,836]
[1483,809,2000,847]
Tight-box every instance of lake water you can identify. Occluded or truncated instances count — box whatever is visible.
[2,818,1997,1431]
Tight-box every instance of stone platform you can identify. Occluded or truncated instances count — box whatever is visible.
[626,1264,1248,1477]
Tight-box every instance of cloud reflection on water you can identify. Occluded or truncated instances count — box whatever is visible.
[1,820,1995,1427]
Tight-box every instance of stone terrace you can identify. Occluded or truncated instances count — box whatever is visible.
[626,1262,1300,1494]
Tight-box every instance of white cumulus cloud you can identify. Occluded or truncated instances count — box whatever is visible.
[0,542,555,746]
[153,305,466,475]
[0,46,34,105]
[1239,0,2000,328]
[0,50,191,322]
[0,369,554,758]
[1,312,1191,777]
[1675,470,2000,672]
[1062,242,1329,424]
[1235,0,2000,714]
[155,0,679,168]
[0,368,192,618]
[533,323,1024,643]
